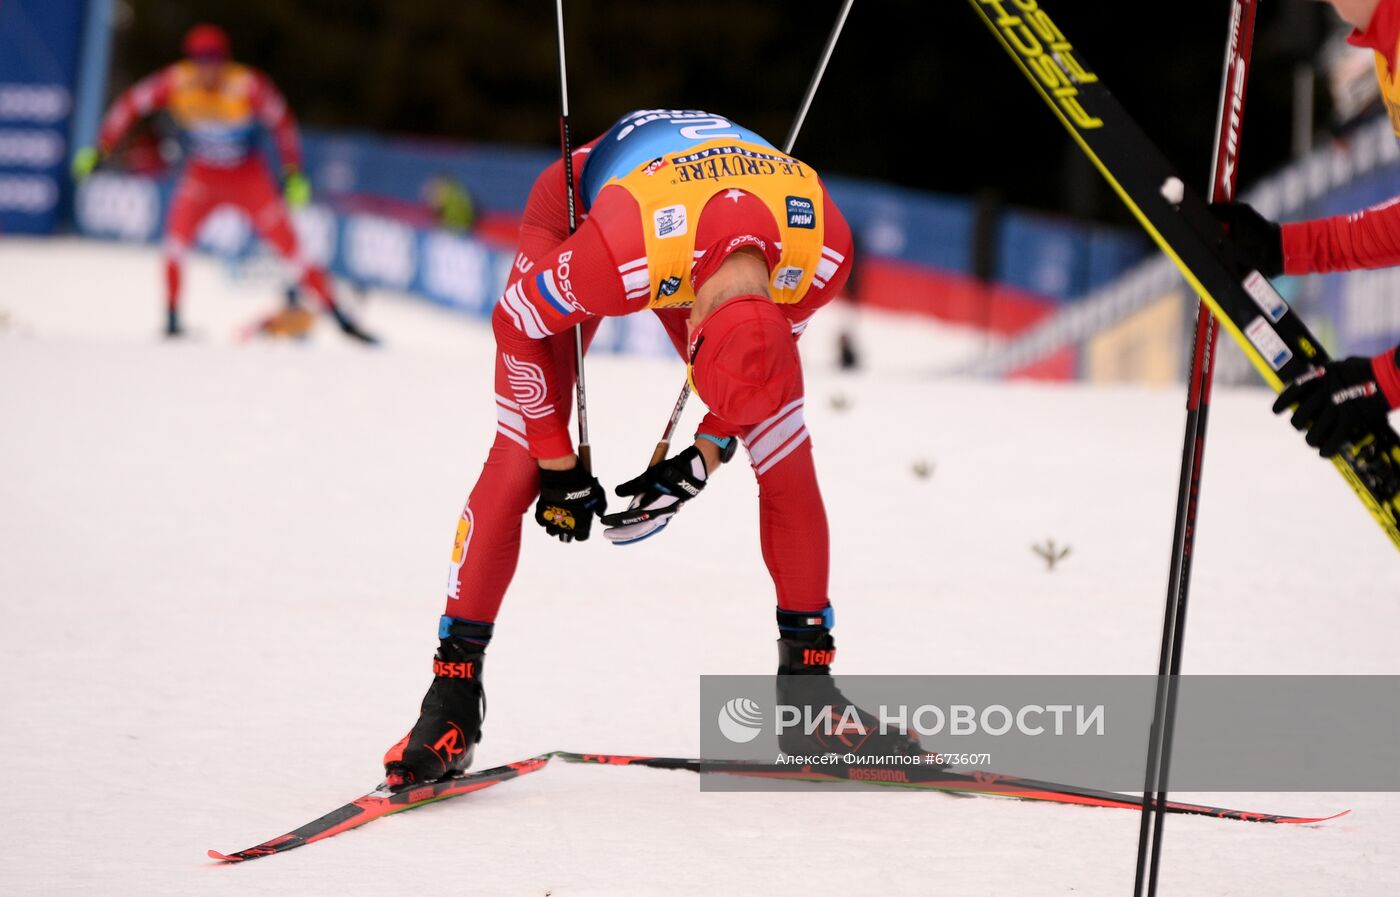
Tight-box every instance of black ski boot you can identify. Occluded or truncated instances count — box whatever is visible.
[384,617,491,789]
[775,609,931,765]
[165,308,183,338]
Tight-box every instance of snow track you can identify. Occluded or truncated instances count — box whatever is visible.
[1,239,1395,896]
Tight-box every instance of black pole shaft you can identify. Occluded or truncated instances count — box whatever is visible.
[1133,2,1257,895]
[783,0,855,155]
[554,0,590,471]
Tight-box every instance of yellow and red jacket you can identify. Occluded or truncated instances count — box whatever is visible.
[98,61,300,170]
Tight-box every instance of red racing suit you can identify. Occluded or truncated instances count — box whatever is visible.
[97,61,335,312]
[445,115,852,623]
[1282,0,1400,273]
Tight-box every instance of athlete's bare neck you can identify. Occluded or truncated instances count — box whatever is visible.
[1323,0,1380,30]
[689,248,772,333]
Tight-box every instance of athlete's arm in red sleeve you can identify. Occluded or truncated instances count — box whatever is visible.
[1281,198,1400,274]
[511,143,597,277]
[250,72,301,170]
[490,188,632,459]
[96,67,175,154]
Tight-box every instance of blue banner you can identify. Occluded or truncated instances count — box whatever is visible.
[71,125,1152,355]
[0,0,88,234]
[295,130,1147,302]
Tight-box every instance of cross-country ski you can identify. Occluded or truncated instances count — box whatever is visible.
[7,2,1400,895]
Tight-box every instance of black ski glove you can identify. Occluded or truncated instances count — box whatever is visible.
[599,446,709,544]
[535,464,607,542]
[1209,202,1284,278]
[1272,355,1396,458]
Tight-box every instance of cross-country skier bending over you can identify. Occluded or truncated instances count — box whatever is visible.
[1215,0,1400,456]
[73,24,374,343]
[383,109,923,787]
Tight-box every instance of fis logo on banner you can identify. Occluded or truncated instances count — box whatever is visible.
[786,196,815,229]
[656,276,683,299]
[771,266,804,291]
[643,156,670,176]
[654,204,687,239]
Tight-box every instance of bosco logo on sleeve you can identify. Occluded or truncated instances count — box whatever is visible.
[653,204,688,239]
[786,196,815,229]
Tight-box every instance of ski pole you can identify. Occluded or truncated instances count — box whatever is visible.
[554,0,592,472]
[1133,4,1258,895]
[644,0,856,468]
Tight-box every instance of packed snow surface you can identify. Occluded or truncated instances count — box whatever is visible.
[2,240,1396,896]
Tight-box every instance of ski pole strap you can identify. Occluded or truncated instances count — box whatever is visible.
[439,615,495,645]
[776,605,833,633]
[695,433,737,463]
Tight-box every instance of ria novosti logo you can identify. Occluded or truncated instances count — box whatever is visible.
[715,695,1106,743]
[717,697,763,743]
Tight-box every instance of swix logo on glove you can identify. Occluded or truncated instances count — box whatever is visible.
[564,488,594,501]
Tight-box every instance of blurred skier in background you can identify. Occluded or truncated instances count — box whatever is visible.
[1215,0,1400,455]
[383,109,926,788]
[72,24,375,343]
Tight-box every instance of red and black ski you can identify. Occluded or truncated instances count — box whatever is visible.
[209,750,1345,863]
[207,754,551,863]
[554,752,1348,825]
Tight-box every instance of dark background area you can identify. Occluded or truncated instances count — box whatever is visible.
[111,0,1343,223]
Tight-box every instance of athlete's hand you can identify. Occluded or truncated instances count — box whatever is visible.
[601,446,709,545]
[1209,202,1283,278]
[535,462,606,543]
[71,146,100,182]
[282,166,312,208]
[1272,355,1395,458]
